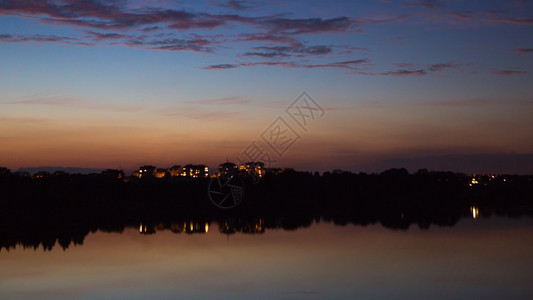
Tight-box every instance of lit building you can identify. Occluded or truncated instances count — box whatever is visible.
[239,161,266,178]
[33,171,50,179]
[218,162,237,176]
[180,164,209,178]
[133,165,156,178]
[168,165,181,177]
[154,168,167,179]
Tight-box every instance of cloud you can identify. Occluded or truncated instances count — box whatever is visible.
[205,59,464,76]
[0,1,198,29]
[258,16,354,34]
[205,59,369,70]
[107,35,218,52]
[403,0,446,9]
[235,33,298,44]
[0,1,361,61]
[357,14,410,25]
[448,10,533,26]
[0,33,92,45]
[5,96,143,112]
[159,108,240,121]
[383,69,428,76]
[85,31,127,41]
[493,69,527,75]
[244,44,332,58]
[204,64,239,70]
[216,0,253,11]
[516,48,533,54]
[0,115,47,123]
[428,62,462,72]
[419,98,499,107]
[145,37,214,52]
[0,1,358,35]
[354,69,428,76]
[449,11,475,21]
[491,17,533,25]
[188,97,251,105]
[334,59,369,66]
[394,63,417,68]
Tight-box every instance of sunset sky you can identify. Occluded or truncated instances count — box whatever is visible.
[1,0,532,173]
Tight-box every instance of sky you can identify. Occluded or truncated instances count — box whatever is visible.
[0,0,532,174]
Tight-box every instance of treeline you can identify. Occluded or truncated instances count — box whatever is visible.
[0,168,532,251]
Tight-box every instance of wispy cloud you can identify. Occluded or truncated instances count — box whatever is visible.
[353,69,428,76]
[0,115,47,123]
[235,33,298,44]
[5,96,143,112]
[0,1,357,34]
[394,63,417,68]
[428,62,463,72]
[493,69,527,75]
[204,64,239,70]
[216,0,254,11]
[0,0,364,61]
[188,96,251,105]
[0,33,93,46]
[204,59,369,70]
[419,98,498,107]
[516,48,533,54]
[159,108,241,121]
[243,44,332,58]
[258,16,354,34]
[84,31,127,41]
[403,0,446,10]
[490,17,533,25]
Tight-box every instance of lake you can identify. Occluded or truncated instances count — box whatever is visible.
[1,214,532,299]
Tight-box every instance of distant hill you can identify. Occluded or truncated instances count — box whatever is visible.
[16,167,105,175]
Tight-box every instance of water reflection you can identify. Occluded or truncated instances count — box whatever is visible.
[1,218,532,300]
[1,205,532,252]
[470,206,480,219]
[138,219,266,236]
[140,221,210,235]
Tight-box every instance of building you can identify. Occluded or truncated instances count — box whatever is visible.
[154,168,167,179]
[33,171,50,179]
[239,161,266,178]
[133,165,156,178]
[181,164,209,178]
[102,169,125,179]
[168,165,181,177]
[218,162,237,176]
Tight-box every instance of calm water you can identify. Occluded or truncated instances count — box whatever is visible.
[1,216,532,300]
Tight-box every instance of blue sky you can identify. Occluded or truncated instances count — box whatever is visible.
[0,0,532,173]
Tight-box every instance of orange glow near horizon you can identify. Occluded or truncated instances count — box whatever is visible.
[1,97,533,173]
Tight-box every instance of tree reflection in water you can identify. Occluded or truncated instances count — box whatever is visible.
[1,170,532,251]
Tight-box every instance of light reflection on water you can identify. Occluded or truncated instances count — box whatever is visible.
[0,217,532,300]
